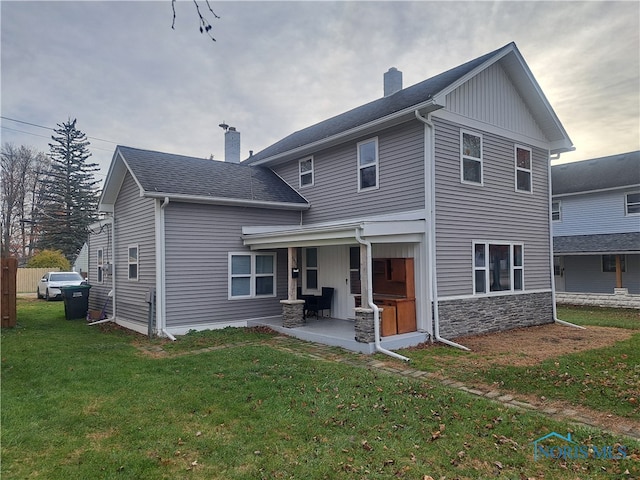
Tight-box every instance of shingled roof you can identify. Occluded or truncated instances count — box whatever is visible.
[246,44,511,164]
[554,232,640,254]
[552,151,640,196]
[100,146,309,210]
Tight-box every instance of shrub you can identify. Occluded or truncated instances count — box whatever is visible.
[27,249,71,270]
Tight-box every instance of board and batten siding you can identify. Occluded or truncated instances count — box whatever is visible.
[113,172,156,326]
[553,190,640,236]
[272,122,425,225]
[163,202,300,328]
[87,221,113,316]
[433,117,552,297]
[446,62,547,142]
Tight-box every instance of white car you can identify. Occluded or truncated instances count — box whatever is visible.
[37,272,86,301]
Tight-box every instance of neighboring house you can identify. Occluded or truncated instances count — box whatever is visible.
[92,42,573,350]
[552,151,640,295]
[73,242,88,278]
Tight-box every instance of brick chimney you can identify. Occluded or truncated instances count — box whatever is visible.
[384,67,403,97]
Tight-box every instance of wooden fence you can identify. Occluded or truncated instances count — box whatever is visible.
[17,267,60,293]
[1,258,18,328]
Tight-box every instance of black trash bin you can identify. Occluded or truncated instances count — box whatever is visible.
[61,285,91,320]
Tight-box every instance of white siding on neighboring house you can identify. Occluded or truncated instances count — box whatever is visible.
[272,122,425,225]
[114,172,156,326]
[553,190,640,236]
[433,117,551,298]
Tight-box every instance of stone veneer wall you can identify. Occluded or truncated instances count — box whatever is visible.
[437,292,553,339]
[555,292,640,309]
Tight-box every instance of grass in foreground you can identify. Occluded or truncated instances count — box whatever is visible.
[1,299,638,479]
[402,306,640,418]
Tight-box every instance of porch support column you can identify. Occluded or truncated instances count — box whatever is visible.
[355,243,375,343]
[281,247,305,327]
[615,254,623,289]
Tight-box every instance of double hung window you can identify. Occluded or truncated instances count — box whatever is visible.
[515,146,532,192]
[229,252,276,299]
[299,157,314,187]
[128,245,138,281]
[357,138,379,191]
[461,131,483,184]
[551,201,561,221]
[625,192,640,215]
[473,242,524,294]
[304,248,318,291]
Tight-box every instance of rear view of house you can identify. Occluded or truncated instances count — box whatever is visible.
[89,42,574,352]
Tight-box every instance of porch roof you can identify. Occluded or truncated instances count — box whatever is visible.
[242,214,426,249]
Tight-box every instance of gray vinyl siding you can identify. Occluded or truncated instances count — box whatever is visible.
[113,172,156,325]
[272,122,425,224]
[433,117,552,297]
[87,221,113,316]
[562,254,640,294]
[553,190,640,236]
[163,202,299,327]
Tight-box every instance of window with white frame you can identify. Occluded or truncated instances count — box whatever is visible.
[625,192,640,215]
[229,252,276,299]
[473,242,524,294]
[299,157,314,187]
[128,245,138,281]
[303,247,318,291]
[515,146,532,192]
[552,201,561,221]
[97,248,104,283]
[461,131,482,184]
[357,138,379,191]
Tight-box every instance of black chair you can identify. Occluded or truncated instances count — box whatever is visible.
[305,287,334,318]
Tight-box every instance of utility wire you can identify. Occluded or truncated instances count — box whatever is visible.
[1,115,118,144]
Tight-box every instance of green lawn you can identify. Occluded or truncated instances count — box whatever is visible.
[2,298,638,479]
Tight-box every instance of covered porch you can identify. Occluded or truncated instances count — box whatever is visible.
[248,315,428,354]
[242,211,433,354]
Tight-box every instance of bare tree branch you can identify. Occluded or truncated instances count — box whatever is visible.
[171,0,220,42]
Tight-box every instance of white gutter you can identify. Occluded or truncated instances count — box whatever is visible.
[157,196,176,340]
[546,151,586,330]
[414,110,470,351]
[110,216,116,321]
[355,228,410,362]
[144,192,309,211]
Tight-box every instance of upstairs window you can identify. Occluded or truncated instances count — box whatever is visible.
[299,157,314,187]
[552,201,561,221]
[357,138,379,191]
[515,146,532,192]
[97,248,104,283]
[473,242,524,294]
[625,192,640,215]
[128,245,138,281]
[461,131,482,184]
[229,252,276,299]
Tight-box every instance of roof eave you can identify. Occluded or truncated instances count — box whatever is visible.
[143,191,310,211]
[249,99,443,166]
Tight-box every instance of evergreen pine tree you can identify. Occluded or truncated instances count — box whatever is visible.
[37,119,99,262]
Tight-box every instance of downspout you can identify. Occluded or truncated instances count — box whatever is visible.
[355,228,410,362]
[546,151,585,330]
[109,216,116,321]
[414,110,470,351]
[158,196,176,341]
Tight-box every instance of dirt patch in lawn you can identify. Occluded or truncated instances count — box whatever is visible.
[451,323,634,366]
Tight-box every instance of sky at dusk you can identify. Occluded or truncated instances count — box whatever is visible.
[2,1,639,186]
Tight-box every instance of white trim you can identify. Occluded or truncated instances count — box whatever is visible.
[514,144,533,193]
[142,191,309,211]
[460,129,483,186]
[96,248,104,284]
[625,191,640,216]
[228,252,277,299]
[552,184,640,198]
[299,156,314,188]
[357,137,380,192]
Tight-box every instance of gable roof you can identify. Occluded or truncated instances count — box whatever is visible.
[247,42,572,165]
[99,146,309,212]
[552,151,640,196]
